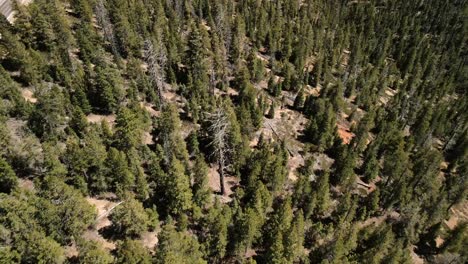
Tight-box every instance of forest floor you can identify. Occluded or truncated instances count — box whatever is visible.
[86,114,116,125]
[84,196,119,251]
[207,164,239,203]
[20,88,37,103]
[444,202,468,230]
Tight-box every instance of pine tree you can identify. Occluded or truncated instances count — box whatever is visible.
[115,239,151,264]
[0,158,17,193]
[201,200,231,262]
[163,157,193,216]
[113,107,143,150]
[192,155,210,207]
[265,232,287,264]
[77,240,114,264]
[155,219,206,264]
[315,170,331,215]
[154,104,189,165]
[110,195,151,237]
[103,148,134,192]
[267,101,276,119]
[293,89,305,110]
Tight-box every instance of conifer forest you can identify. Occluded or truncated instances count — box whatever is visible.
[0,0,467,263]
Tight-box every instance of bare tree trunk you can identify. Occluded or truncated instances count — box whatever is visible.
[208,109,231,195]
[144,39,167,110]
[95,0,120,58]
[218,151,226,195]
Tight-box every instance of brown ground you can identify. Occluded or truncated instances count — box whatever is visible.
[18,178,35,191]
[64,244,79,258]
[207,164,239,203]
[358,211,400,229]
[86,114,116,125]
[139,231,158,251]
[444,202,468,230]
[142,131,154,145]
[20,88,37,103]
[83,197,120,250]
[287,155,304,181]
[411,245,425,264]
[379,87,397,106]
[337,123,354,144]
[140,102,160,117]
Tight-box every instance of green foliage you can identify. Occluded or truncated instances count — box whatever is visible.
[37,176,96,244]
[28,85,67,140]
[192,155,210,207]
[155,219,206,264]
[162,157,193,216]
[154,104,189,165]
[77,240,114,264]
[113,107,144,150]
[110,195,151,237]
[115,239,151,264]
[0,0,466,262]
[200,200,231,261]
[0,158,17,193]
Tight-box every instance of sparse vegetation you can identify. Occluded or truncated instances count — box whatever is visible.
[0,0,466,263]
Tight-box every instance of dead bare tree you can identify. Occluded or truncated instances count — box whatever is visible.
[95,0,120,58]
[207,108,231,195]
[144,39,167,110]
[209,63,216,95]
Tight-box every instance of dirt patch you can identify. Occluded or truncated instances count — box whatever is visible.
[445,202,468,230]
[139,231,158,251]
[336,113,355,145]
[64,243,79,258]
[84,197,121,251]
[142,131,154,145]
[287,155,305,181]
[358,211,400,229]
[82,229,116,251]
[86,114,116,125]
[207,165,221,192]
[20,88,37,103]
[256,52,270,63]
[86,197,120,230]
[207,164,238,203]
[337,125,354,144]
[379,87,397,106]
[18,178,34,191]
[140,102,160,117]
[312,153,334,172]
[410,245,425,264]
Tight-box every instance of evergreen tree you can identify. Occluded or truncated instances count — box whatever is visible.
[0,158,17,193]
[155,219,206,264]
[115,239,151,264]
[109,195,151,237]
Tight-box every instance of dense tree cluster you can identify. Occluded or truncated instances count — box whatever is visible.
[0,0,466,263]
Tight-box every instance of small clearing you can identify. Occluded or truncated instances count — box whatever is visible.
[84,196,121,251]
[18,178,35,191]
[337,123,354,144]
[444,202,468,230]
[207,164,239,203]
[139,231,158,251]
[86,114,116,125]
[20,88,37,103]
[140,102,160,117]
[142,131,154,145]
